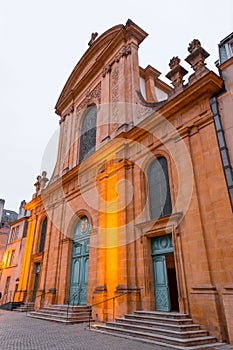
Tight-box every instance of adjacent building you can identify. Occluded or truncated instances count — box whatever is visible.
[0,199,17,262]
[0,201,30,306]
[15,21,233,344]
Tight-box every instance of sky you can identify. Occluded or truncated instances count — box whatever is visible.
[0,0,232,212]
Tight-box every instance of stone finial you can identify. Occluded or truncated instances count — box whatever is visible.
[166,57,188,90]
[40,171,49,190]
[33,171,49,198]
[188,39,201,53]
[185,39,209,75]
[88,32,98,47]
[34,175,41,194]
[169,56,181,69]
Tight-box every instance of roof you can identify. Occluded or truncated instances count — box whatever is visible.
[1,209,18,223]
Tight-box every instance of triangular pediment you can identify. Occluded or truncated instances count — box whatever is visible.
[55,20,148,114]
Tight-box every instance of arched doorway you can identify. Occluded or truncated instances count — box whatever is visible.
[152,234,179,312]
[69,216,90,305]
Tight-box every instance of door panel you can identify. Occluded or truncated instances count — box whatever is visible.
[153,255,170,311]
[69,216,90,305]
[32,263,40,302]
[73,260,80,284]
[32,274,39,302]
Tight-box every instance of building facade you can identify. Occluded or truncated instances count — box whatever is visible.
[0,201,30,305]
[0,199,18,262]
[17,21,233,344]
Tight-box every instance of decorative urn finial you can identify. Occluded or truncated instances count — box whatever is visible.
[166,56,188,90]
[188,39,201,53]
[169,56,181,69]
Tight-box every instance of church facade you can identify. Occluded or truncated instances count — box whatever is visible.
[16,21,233,344]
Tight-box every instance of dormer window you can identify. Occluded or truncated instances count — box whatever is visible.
[228,41,233,57]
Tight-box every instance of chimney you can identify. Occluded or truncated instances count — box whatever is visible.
[0,199,5,223]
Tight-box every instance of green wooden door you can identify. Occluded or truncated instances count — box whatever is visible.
[69,216,90,305]
[152,255,170,311]
[32,263,40,302]
[151,234,173,312]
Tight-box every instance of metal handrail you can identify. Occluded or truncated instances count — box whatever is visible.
[26,290,53,315]
[88,291,129,329]
[66,291,80,320]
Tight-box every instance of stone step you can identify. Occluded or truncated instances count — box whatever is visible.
[14,307,35,312]
[95,325,216,347]
[13,303,35,312]
[37,308,91,316]
[109,320,207,338]
[28,314,92,324]
[48,304,90,311]
[94,330,225,350]
[27,304,93,324]
[29,310,91,320]
[134,311,190,319]
[115,317,201,332]
[125,313,194,325]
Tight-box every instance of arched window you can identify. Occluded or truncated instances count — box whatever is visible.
[148,157,172,219]
[79,105,97,163]
[39,218,47,253]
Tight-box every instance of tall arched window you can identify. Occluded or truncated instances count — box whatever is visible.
[39,217,47,253]
[148,157,172,219]
[79,105,97,163]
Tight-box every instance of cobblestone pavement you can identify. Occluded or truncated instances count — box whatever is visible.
[0,310,232,350]
[0,310,171,350]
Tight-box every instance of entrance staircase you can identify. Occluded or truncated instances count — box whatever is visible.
[27,304,92,324]
[13,302,35,312]
[93,311,227,349]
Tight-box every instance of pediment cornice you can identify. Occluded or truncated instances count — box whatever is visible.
[55,20,148,115]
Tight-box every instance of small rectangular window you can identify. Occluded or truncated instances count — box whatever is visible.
[15,227,19,240]
[4,277,11,295]
[229,42,233,56]
[9,226,20,243]
[5,251,11,267]
[10,250,15,266]
[9,228,15,243]
[5,250,16,267]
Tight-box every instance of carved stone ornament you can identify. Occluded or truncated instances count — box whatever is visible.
[40,171,49,190]
[166,57,188,88]
[59,105,73,124]
[59,115,66,124]
[169,56,181,69]
[34,175,41,194]
[81,217,88,234]
[115,44,131,63]
[69,105,74,113]
[76,83,101,113]
[88,32,98,47]
[112,68,119,130]
[185,39,210,72]
[188,39,201,53]
[102,65,111,77]
[33,171,49,198]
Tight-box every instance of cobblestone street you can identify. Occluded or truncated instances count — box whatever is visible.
[1,310,232,350]
[0,310,171,350]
